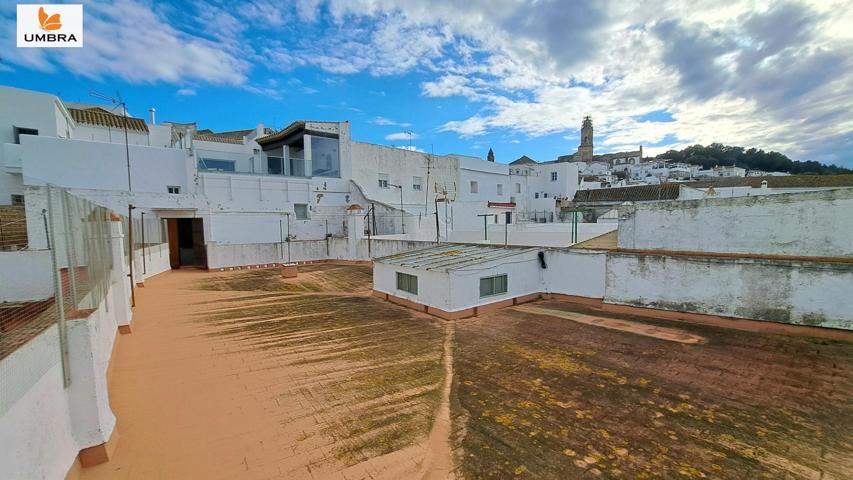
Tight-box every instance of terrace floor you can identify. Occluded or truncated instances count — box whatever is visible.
[81,265,853,480]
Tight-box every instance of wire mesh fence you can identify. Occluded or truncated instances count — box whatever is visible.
[0,187,115,415]
[0,206,28,251]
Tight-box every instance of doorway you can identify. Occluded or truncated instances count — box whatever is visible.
[166,218,207,269]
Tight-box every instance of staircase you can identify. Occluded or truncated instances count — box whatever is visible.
[0,206,28,251]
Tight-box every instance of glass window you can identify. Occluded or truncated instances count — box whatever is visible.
[470,181,478,193]
[396,272,418,294]
[10,194,24,206]
[167,186,180,194]
[294,204,309,220]
[480,274,508,297]
[413,176,423,191]
[535,192,539,199]
[379,173,389,188]
[198,158,236,172]
[311,136,340,177]
[289,157,306,177]
[267,156,283,175]
[551,171,558,181]
[497,184,503,196]
[515,183,521,193]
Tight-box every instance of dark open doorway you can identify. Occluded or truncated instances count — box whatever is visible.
[166,218,207,269]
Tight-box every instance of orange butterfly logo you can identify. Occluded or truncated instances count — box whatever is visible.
[38,7,62,31]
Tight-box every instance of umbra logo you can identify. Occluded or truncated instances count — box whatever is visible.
[17,4,83,48]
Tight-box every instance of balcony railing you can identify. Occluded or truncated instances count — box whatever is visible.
[197,155,310,178]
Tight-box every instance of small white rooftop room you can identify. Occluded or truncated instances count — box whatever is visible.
[373,243,607,315]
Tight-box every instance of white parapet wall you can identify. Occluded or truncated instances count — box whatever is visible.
[617,188,853,257]
[0,277,129,479]
[205,238,439,269]
[604,252,853,329]
[0,249,54,302]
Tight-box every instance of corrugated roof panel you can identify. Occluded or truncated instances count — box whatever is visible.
[376,243,536,272]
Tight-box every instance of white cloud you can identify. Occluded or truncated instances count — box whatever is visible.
[0,0,249,85]
[385,132,419,141]
[398,145,425,152]
[176,88,197,96]
[372,116,412,127]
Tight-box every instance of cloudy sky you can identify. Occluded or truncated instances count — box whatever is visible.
[2,0,852,166]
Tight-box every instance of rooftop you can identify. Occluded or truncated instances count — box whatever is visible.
[572,183,681,203]
[686,174,853,189]
[68,107,149,133]
[77,265,853,479]
[376,243,536,272]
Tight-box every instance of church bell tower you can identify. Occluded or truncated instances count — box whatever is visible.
[577,116,593,162]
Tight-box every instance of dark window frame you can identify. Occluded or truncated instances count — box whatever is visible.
[479,274,508,298]
[396,272,418,295]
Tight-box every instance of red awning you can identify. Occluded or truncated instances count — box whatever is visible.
[487,201,516,208]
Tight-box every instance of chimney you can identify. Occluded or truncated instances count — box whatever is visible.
[148,107,156,125]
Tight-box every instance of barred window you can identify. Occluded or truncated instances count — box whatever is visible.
[480,274,508,297]
[396,272,418,294]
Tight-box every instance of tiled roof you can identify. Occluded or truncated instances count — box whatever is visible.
[375,243,536,272]
[194,133,245,144]
[686,175,853,189]
[572,184,680,203]
[510,155,537,165]
[69,108,148,133]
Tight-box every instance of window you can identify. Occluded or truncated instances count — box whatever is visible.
[497,184,503,196]
[310,136,340,177]
[515,183,521,194]
[379,173,389,189]
[198,158,236,172]
[535,192,539,199]
[480,274,508,297]
[167,186,180,194]
[294,204,309,220]
[396,272,418,294]
[544,193,549,198]
[267,156,283,175]
[289,156,306,177]
[470,181,478,193]
[10,194,24,206]
[413,176,423,191]
[13,127,38,144]
[551,171,558,181]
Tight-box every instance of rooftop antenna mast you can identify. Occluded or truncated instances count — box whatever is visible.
[89,90,132,192]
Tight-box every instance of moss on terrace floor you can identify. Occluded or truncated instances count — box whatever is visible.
[451,301,853,479]
[193,265,445,466]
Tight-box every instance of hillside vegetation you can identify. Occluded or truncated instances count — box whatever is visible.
[656,144,851,175]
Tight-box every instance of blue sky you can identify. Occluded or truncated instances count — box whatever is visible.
[2,0,852,166]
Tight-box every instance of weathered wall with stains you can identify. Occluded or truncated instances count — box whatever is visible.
[604,252,853,329]
[618,188,853,257]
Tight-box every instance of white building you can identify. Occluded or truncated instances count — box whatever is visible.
[0,84,581,268]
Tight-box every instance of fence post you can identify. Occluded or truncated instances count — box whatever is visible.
[46,188,71,388]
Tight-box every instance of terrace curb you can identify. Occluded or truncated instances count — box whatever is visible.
[372,290,853,340]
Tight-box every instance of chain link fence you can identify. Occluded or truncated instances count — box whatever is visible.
[1,187,115,415]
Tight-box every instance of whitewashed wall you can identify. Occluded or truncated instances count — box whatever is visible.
[604,252,853,329]
[0,250,54,301]
[206,237,438,268]
[351,141,458,216]
[618,189,853,257]
[0,268,130,479]
[21,136,189,195]
[374,248,607,312]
